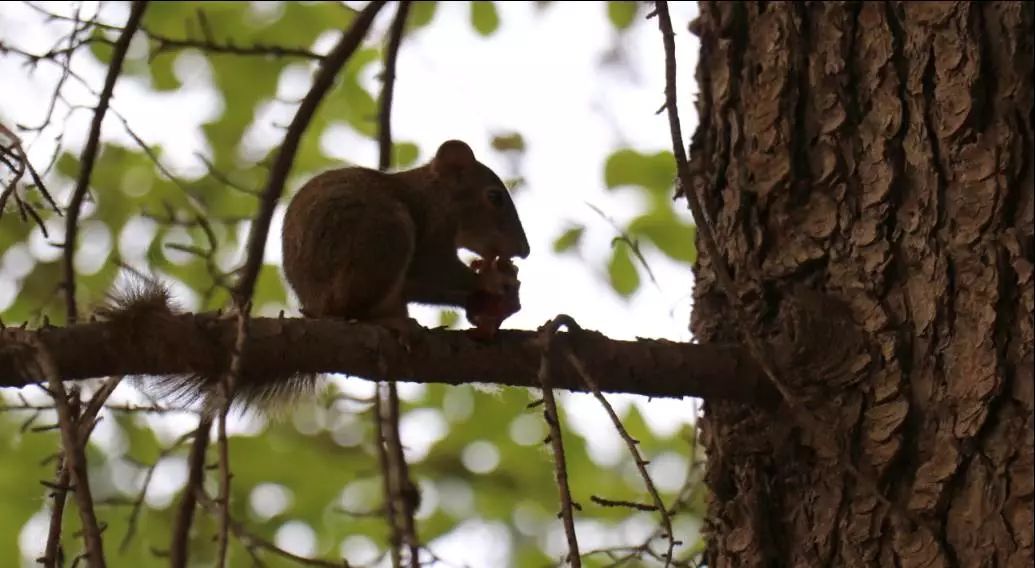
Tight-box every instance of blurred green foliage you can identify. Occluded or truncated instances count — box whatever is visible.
[1,2,703,566]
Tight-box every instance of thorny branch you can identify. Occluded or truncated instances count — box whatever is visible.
[537,317,582,568]
[215,305,249,568]
[63,0,148,325]
[8,330,107,567]
[41,442,70,567]
[554,316,677,567]
[373,391,403,568]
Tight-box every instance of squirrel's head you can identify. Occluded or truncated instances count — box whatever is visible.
[431,140,530,261]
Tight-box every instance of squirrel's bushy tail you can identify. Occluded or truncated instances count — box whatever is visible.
[96,275,323,416]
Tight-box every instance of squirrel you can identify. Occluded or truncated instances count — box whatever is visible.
[97,140,529,411]
[281,139,529,331]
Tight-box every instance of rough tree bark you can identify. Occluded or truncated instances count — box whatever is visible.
[687,2,1033,567]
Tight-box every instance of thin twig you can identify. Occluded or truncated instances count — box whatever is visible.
[62,0,148,325]
[197,490,350,567]
[385,384,420,567]
[373,390,403,568]
[170,417,211,568]
[536,317,581,568]
[216,307,249,568]
[585,202,661,291]
[41,449,70,567]
[589,495,658,512]
[193,152,262,196]
[20,2,85,134]
[373,4,420,565]
[78,376,123,439]
[120,431,195,552]
[0,123,27,221]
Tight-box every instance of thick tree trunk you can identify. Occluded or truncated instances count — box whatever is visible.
[687,2,1033,567]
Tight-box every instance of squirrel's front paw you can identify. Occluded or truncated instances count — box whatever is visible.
[369,316,424,352]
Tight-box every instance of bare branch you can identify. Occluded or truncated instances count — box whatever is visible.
[62,0,149,325]
[537,317,581,568]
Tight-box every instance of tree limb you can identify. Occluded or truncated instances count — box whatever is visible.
[0,315,776,403]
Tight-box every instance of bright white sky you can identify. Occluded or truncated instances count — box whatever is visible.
[2,1,704,565]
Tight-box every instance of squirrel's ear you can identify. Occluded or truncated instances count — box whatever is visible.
[432,140,475,176]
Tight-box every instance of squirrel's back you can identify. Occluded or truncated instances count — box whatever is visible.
[282,166,417,320]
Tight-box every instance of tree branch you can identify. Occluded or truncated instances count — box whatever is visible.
[0,315,777,403]
[62,0,148,325]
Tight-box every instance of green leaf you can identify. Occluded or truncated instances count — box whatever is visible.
[491,132,526,153]
[629,213,698,263]
[438,309,460,328]
[470,2,500,36]
[604,148,677,197]
[408,1,439,30]
[393,141,420,169]
[607,241,640,297]
[553,225,585,254]
[607,1,639,31]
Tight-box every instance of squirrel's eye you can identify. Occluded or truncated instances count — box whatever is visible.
[488,188,506,207]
